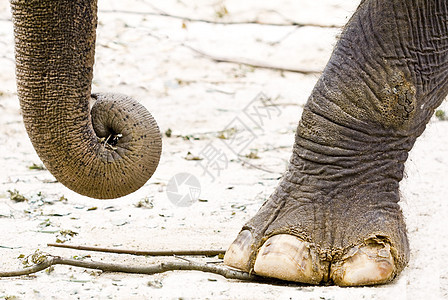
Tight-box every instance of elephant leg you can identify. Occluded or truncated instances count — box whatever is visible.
[225,0,448,286]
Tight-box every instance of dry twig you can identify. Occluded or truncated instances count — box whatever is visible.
[99,8,340,29]
[138,27,323,75]
[183,44,321,75]
[47,243,225,257]
[0,255,265,281]
[237,157,282,175]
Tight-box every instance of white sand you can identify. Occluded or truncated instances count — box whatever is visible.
[0,1,447,299]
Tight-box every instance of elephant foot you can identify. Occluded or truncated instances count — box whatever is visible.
[224,173,409,286]
[225,231,394,286]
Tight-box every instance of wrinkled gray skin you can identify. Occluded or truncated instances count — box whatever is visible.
[225,0,448,286]
[10,0,448,286]
[10,0,162,199]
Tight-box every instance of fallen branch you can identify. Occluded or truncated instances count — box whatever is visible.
[0,257,54,277]
[237,157,282,175]
[239,160,279,174]
[47,243,225,257]
[184,44,321,75]
[0,255,266,282]
[136,29,322,75]
[99,9,340,29]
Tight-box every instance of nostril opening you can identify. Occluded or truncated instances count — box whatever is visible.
[108,131,122,147]
[97,127,122,149]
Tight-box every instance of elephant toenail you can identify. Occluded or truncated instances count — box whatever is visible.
[253,234,326,284]
[224,230,253,271]
[330,242,395,286]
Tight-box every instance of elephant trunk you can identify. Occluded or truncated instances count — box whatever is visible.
[10,0,162,199]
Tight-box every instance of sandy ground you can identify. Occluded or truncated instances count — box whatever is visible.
[0,0,447,299]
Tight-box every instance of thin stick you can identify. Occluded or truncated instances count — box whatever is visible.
[47,243,225,257]
[99,9,340,29]
[184,44,321,75]
[237,158,281,174]
[142,31,322,75]
[0,255,265,281]
[0,258,54,277]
